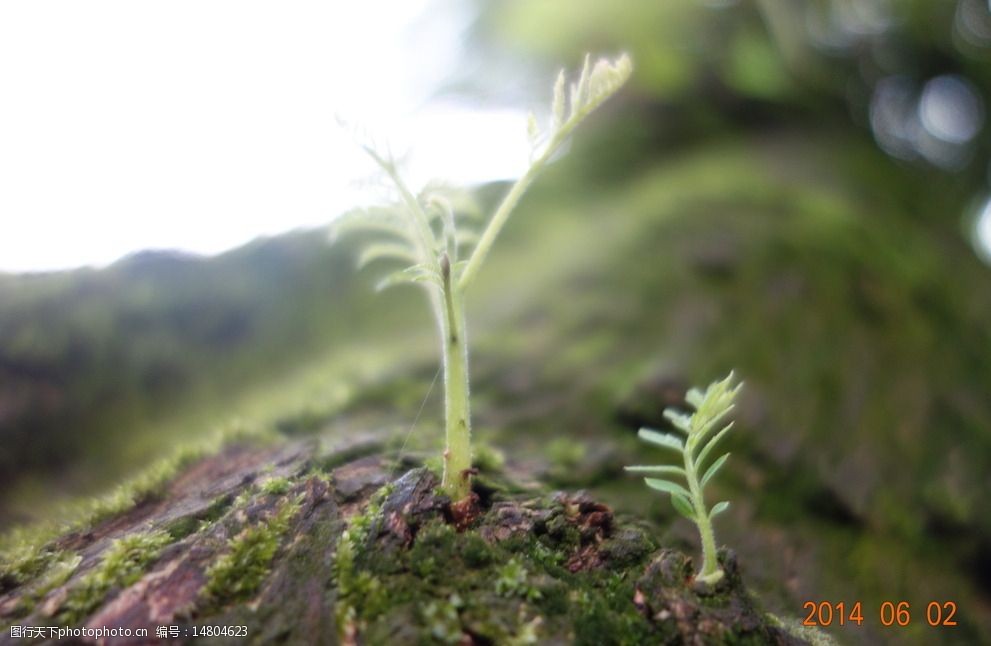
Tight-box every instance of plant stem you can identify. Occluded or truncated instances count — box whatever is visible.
[440,255,472,500]
[458,161,541,291]
[684,444,723,584]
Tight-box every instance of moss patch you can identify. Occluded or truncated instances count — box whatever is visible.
[0,551,81,621]
[332,468,810,645]
[257,476,293,496]
[57,530,172,625]
[0,426,273,592]
[202,495,301,608]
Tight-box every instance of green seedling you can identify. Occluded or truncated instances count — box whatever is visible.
[626,372,741,584]
[334,54,632,501]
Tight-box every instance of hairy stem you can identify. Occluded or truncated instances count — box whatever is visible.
[684,445,723,584]
[458,159,542,291]
[440,255,472,500]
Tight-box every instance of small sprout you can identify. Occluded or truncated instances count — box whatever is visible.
[626,372,742,584]
[334,53,632,501]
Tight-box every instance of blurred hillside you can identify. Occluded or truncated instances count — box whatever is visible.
[0,232,411,511]
[2,1,991,643]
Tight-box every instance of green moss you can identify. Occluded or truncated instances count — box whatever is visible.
[83,446,205,525]
[202,496,301,607]
[333,482,660,645]
[598,526,657,569]
[349,482,395,538]
[407,522,457,582]
[543,514,582,551]
[420,594,464,644]
[571,572,655,646]
[233,470,303,510]
[461,534,497,568]
[331,481,404,636]
[0,445,195,589]
[1,551,81,619]
[37,552,82,594]
[58,530,172,625]
[423,454,445,480]
[78,420,270,528]
[258,476,293,496]
[495,558,542,601]
[334,529,388,630]
[0,536,61,592]
[473,443,506,473]
[0,427,270,590]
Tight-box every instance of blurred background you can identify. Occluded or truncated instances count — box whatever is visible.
[2,1,991,643]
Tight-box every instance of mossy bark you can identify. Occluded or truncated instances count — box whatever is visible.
[0,437,821,645]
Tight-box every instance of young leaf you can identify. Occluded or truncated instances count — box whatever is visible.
[624,464,686,477]
[457,53,632,291]
[671,493,696,520]
[644,478,691,500]
[526,111,540,150]
[709,501,730,519]
[693,406,734,446]
[662,409,692,434]
[357,242,418,269]
[700,453,730,488]
[329,208,413,244]
[587,55,634,106]
[375,264,440,291]
[552,70,566,131]
[686,387,705,408]
[637,428,684,453]
[694,421,734,468]
[626,371,742,585]
[570,54,592,117]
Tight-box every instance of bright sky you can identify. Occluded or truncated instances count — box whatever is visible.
[0,1,530,273]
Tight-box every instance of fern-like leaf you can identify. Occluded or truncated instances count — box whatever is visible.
[375,264,441,292]
[334,53,633,503]
[644,478,691,500]
[637,428,684,453]
[457,53,632,290]
[329,207,414,244]
[625,371,742,585]
[662,409,692,434]
[357,242,419,269]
